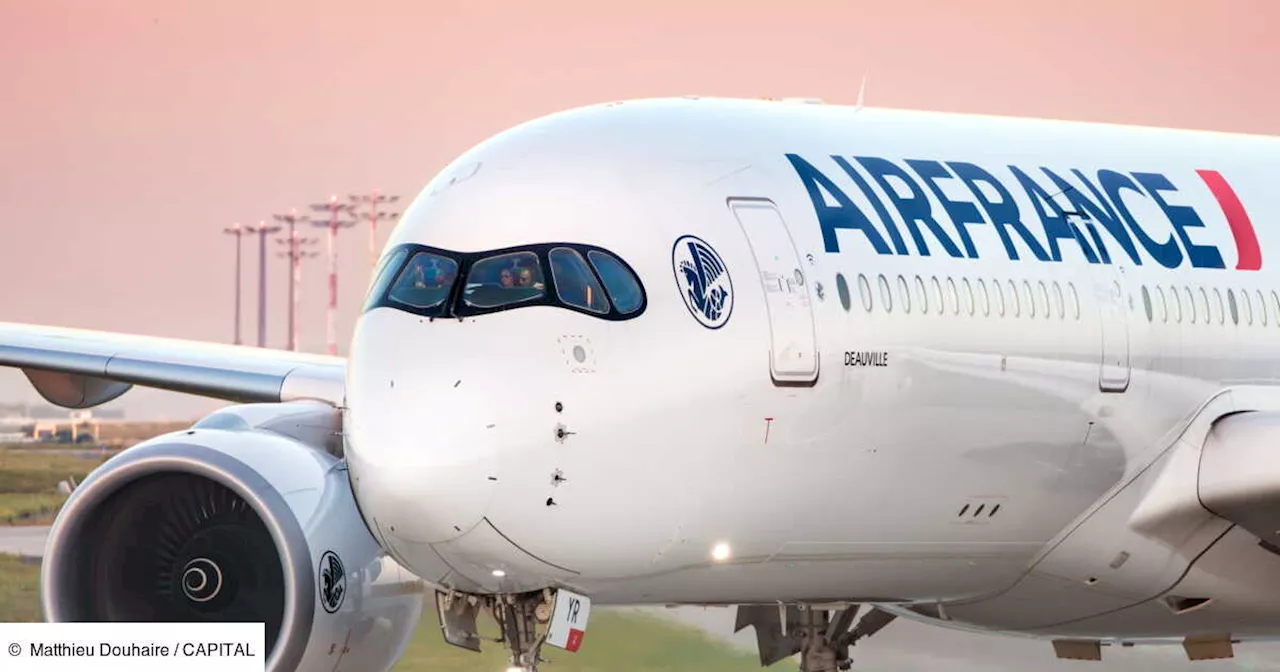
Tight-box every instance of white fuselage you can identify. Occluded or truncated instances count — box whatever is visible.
[342,97,1280,641]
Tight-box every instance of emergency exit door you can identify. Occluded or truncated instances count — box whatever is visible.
[729,199,819,384]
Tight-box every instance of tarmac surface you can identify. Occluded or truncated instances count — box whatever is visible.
[0,525,48,558]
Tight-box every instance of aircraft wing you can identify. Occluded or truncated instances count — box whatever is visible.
[0,321,345,409]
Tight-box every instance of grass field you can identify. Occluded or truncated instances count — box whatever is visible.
[0,552,766,670]
[0,448,112,524]
[0,553,40,622]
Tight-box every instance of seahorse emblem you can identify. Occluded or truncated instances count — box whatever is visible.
[673,236,733,328]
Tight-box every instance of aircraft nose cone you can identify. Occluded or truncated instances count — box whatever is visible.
[345,407,498,545]
[344,315,501,544]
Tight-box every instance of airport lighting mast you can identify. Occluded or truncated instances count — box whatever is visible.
[350,190,401,270]
[309,196,357,356]
[273,209,319,352]
[222,223,246,346]
[244,220,282,348]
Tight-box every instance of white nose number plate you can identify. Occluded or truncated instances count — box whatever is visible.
[545,590,591,652]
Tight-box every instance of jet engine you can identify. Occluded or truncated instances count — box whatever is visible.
[40,402,425,672]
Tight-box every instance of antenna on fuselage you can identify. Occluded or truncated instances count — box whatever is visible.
[855,74,869,111]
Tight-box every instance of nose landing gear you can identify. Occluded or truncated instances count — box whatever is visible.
[493,592,553,671]
[436,588,588,672]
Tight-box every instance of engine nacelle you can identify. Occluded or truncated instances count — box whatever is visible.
[40,402,426,672]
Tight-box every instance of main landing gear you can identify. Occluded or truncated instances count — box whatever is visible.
[436,588,589,672]
[735,604,897,672]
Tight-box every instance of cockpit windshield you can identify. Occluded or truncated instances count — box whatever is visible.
[365,242,646,321]
[462,251,546,309]
[386,251,458,312]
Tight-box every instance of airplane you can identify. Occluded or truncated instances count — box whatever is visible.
[5,95,1280,672]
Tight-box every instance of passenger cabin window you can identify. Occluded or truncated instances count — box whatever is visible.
[858,274,873,311]
[914,276,928,313]
[587,250,643,314]
[878,274,893,313]
[550,248,609,314]
[387,251,459,313]
[836,273,851,312]
[462,251,546,309]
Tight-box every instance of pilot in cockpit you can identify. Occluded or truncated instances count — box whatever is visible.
[410,260,427,288]
[431,263,455,288]
[410,258,454,289]
[516,267,544,291]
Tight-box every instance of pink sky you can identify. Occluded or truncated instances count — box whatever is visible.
[2,0,1279,417]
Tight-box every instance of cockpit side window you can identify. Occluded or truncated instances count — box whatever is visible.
[462,251,546,309]
[386,251,459,314]
[586,250,644,314]
[363,247,410,312]
[550,247,610,314]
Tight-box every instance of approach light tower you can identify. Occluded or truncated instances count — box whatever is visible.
[350,190,401,269]
[222,223,246,345]
[309,196,357,356]
[273,209,319,352]
[244,220,282,348]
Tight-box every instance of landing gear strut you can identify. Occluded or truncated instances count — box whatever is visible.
[492,592,554,671]
[735,604,897,672]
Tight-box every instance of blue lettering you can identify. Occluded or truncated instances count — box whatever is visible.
[831,157,909,254]
[790,153,1232,273]
[905,159,986,258]
[1132,173,1225,270]
[1097,170,1183,269]
[785,154,891,254]
[1009,167,1098,263]
[856,157,963,258]
[1040,168,1144,266]
[947,162,1048,262]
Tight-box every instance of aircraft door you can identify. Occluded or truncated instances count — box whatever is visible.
[728,199,819,384]
[1096,266,1131,392]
